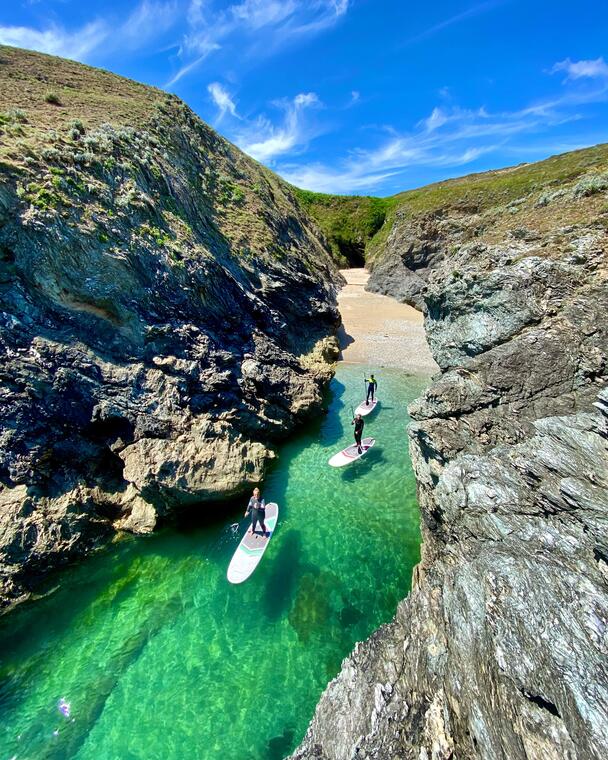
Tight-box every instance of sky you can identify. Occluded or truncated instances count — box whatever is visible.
[1,0,608,196]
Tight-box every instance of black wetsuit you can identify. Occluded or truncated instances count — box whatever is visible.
[247,497,266,535]
[366,378,377,404]
[353,417,364,452]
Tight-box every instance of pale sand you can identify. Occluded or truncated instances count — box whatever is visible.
[337,268,439,375]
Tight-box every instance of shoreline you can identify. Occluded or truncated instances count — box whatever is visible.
[336,268,438,375]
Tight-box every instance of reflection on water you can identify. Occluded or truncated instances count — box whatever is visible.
[0,365,428,760]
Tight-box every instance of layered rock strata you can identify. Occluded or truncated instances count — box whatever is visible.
[0,47,340,607]
[291,182,608,757]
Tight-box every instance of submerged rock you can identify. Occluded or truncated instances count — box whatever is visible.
[291,164,608,757]
[0,48,341,608]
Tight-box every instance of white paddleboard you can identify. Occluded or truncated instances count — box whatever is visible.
[227,502,279,584]
[355,398,379,417]
[328,437,376,467]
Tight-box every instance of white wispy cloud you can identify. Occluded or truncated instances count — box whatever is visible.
[236,91,321,162]
[0,0,177,62]
[551,57,608,82]
[281,145,497,194]
[118,0,179,51]
[272,66,608,194]
[0,21,107,60]
[167,0,349,87]
[208,81,239,120]
[404,0,508,45]
[419,106,449,132]
[230,0,297,30]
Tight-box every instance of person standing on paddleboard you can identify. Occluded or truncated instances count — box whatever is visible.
[351,413,364,454]
[245,487,267,537]
[365,374,377,405]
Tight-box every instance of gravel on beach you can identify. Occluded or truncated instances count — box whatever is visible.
[337,269,438,375]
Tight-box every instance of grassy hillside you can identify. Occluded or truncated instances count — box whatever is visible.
[0,45,332,272]
[2,44,607,274]
[297,143,608,267]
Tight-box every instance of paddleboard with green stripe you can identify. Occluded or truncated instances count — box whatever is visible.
[227,502,279,584]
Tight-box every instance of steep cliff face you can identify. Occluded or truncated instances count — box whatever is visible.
[290,151,608,758]
[0,47,341,607]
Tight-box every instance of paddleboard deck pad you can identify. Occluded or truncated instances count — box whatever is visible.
[227,502,279,584]
[328,437,376,467]
[355,398,379,417]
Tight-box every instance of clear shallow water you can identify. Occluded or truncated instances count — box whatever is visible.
[0,365,428,760]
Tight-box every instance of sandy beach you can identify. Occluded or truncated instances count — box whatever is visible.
[337,269,438,375]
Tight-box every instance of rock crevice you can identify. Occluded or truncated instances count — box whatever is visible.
[291,180,608,758]
[0,47,341,608]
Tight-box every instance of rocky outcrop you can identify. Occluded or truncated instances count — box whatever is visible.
[366,214,443,310]
[0,47,341,608]
[291,174,608,757]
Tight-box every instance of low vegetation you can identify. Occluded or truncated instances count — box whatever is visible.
[44,92,62,106]
[292,189,393,266]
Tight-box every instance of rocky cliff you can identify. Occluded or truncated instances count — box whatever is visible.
[0,47,341,608]
[290,149,608,757]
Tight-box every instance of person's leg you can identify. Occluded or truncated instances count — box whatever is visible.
[366,386,370,403]
[261,518,267,536]
[355,431,362,453]
[250,510,259,534]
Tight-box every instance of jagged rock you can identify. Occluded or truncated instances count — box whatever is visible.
[0,47,342,608]
[291,182,608,758]
[366,214,444,310]
[119,420,271,505]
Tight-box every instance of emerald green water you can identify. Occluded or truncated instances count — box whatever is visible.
[0,365,427,760]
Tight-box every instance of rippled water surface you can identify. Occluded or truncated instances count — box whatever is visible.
[0,365,428,760]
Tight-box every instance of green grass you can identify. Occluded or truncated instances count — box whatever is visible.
[44,91,62,106]
[292,188,395,266]
[140,223,173,247]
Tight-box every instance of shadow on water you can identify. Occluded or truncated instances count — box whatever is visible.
[171,492,246,534]
[8,591,185,760]
[261,530,315,621]
[286,567,370,683]
[266,726,296,760]
[288,568,343,644]
[339,604,365,628]
[339,447,385,482]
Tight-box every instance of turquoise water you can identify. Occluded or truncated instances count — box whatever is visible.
[0,365,428,760]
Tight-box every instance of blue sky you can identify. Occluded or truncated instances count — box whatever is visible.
[1,1,608,195]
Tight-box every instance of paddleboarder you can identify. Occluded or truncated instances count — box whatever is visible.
[244,487,267,537]
[365,374,378,405]
[351,413,364,454]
